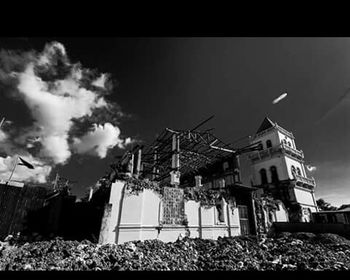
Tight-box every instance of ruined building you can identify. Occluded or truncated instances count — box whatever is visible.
[249,117,318,223]
[93,117,264,244]
[0,117,319,243]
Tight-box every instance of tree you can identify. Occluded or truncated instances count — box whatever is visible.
[316,198,337,211]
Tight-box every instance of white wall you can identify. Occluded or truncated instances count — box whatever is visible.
[251,130,280,149]
[277,131,296,149]
[252,150,308,184]
[275,201,289,222]
[98,180,125,244]
[284,157,305,179]
[251,125,310,184]
[252,156,289,184]
[250,129,297,185]
[294,188,317,208]
[99,181,243,245]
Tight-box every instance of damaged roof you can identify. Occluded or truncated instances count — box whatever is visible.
[141,128,235,181]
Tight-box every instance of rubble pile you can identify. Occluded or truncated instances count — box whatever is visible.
[1,233,350,271]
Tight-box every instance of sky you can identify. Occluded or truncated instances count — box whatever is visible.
[0,37,349,207]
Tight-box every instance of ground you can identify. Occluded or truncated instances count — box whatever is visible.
[1,233,350,270]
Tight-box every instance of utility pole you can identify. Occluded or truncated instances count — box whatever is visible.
[7,155,19,183]
[53,173,59,191]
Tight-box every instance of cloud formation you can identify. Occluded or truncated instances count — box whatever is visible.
[72,123,131,158]
[0,41,131,183]
[0,155,51,183]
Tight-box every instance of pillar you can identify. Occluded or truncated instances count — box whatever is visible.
[126,152,134,177]
[152,147,159,180]
[195,175,202,188]
[171,134,180,187]
[233,154,241,183]
[135,148,142,178]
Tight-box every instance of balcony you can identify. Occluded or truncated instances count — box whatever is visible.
[249,143,304,162]
[280,143,304,160]
[249,147,277,161]
[294,173,316,189]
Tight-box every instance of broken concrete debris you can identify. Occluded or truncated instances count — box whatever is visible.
[1,233,350,271]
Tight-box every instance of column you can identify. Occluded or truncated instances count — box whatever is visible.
[135,148,142,178]
[171,134,180,187]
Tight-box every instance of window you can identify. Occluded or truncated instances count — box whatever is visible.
[260,168,268,184]
[238,205,250,235]
[288,141,291,147]
[270,166,279,183]
[266,140,272,148]
[291,165,296,176]
[282,139,287,145]
[297,167,301,175]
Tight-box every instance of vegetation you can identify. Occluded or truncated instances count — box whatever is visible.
[316,199,337,211]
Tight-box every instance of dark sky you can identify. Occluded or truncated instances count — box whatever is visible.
[1,37,349,206]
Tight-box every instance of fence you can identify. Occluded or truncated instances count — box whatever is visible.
[0,183,48,240]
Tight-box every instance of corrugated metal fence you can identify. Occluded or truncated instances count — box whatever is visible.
[0,183,48,240]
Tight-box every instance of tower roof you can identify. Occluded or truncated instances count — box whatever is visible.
[256,117,275,134]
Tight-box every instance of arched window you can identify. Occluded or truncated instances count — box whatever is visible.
[282,139,287,146]
[288,141,291,147]
[266,140,272,148]
[260,168,268,184]
[297,167,301,175]
[270,166,279,183]
[291,165,296,176]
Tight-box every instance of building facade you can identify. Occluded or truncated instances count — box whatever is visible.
[249,117,318,222]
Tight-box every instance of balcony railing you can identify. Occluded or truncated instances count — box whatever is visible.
[249,143,304,162]
[294,173,316,188]
[280,143,304,159]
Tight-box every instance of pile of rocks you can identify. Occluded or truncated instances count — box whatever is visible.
[1,233,350,271]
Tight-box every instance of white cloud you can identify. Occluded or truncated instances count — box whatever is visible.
[123,137,133,146]
[0,155,52,184]
[37,41,66,66]
[16,63,109,164]
[305,165,317,172]
[92,73,107,88]
[0,41,132,183]
[72,123,125,158]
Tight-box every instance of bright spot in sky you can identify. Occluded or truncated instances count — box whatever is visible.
[272,92,288,104]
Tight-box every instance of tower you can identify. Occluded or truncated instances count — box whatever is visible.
[249,117,318,222]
